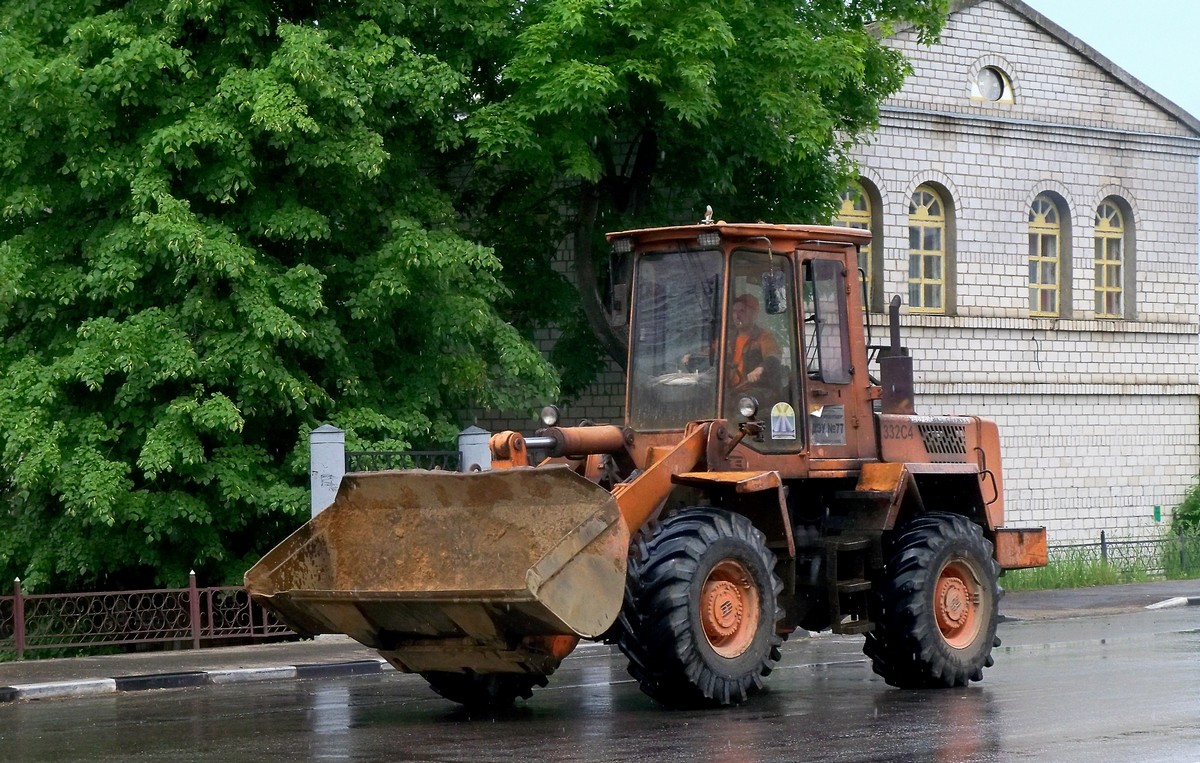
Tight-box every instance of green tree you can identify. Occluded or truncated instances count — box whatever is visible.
[0,1,556,589]
[0,0,945,591]
[1173,479,1200,535]
[461,0,947,363]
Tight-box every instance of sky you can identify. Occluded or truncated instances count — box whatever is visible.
[1022,0,1200,120]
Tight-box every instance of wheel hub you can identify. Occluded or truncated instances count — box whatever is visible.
[935,560,982,648]
[699,559,760,659]
[937,576,970,628]
[702,580,744,638]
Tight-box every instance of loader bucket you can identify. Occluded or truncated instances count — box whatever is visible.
[245,466,629,673]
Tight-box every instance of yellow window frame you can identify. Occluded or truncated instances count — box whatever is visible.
[1095,202,1123,318]
[836,185,872,310]
[908,186,945,313]
[1028,195,1061,317]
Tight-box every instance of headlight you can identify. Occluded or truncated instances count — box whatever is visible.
[539,405,560,427]
[737,396,759,419]
[610,237,633,254]
[697,231,721,248]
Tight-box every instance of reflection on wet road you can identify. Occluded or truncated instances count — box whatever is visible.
[5,609,1199,762]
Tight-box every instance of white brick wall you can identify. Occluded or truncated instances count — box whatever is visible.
[920,392,1200,540]
[889,1,1194,139]
[857,0,1200,545]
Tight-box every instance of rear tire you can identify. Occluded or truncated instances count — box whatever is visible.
[616,508,783,708]
[420,671,550,711]
[864,512,1002,688]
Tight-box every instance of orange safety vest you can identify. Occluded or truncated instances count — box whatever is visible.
[729,327,780,387]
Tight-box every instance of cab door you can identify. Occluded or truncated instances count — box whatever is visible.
[800,255,867,465]
[721,249,804,455]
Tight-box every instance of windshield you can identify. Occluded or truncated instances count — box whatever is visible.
[627,250,724,431]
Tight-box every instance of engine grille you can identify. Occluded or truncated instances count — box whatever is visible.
[917,422,967,460]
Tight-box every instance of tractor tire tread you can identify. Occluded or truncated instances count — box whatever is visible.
[863,512,1003,689]
[616,507,784,709]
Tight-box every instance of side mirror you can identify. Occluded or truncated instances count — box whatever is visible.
[609,281,629,326]
[762,270,788,315]
[608,248,632,327]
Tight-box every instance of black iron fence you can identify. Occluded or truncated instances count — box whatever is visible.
[1046,530,1200,579]
[0,573,293,660]
[1,446,461,662]
[345,449,458,472]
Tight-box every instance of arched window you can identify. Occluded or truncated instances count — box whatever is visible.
[835,184,872,309]
[1029,194,1062,316]
[908,186,946,313]
[1095,201,1124,318]
[970,66,1014,104]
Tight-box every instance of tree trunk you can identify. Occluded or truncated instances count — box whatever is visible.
[572,185,629,368]
[571,129,660,369]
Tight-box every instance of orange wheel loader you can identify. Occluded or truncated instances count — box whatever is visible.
[245,220,1048,710]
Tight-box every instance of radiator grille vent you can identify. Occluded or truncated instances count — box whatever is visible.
[917,423,967,459]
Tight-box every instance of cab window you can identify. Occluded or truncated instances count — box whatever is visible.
[723,250,802,451]
[803,259,852,384]
[627,250,723,431]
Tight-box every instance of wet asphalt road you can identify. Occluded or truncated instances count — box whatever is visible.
[4,608,1199,763]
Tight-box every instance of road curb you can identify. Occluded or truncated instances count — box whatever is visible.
[208,666,298,684]
[8,678,117,701]
[1145,596,1200,610]
[114,671,210,692]
[0,658,392,704]
[295,660,385,679]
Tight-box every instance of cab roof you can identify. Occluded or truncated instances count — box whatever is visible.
[605,222,871,249]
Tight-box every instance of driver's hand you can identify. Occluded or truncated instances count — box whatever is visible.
[681,353,691,367]
[747,366,763,383]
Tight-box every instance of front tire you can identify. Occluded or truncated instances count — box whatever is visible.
[617,508,784,708]
[864,512,1002,688]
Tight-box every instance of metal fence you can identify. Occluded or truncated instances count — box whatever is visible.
[0,573,293,660]
[0,444,461,662]
[345,449,459,472]
[1047,530,1200,578]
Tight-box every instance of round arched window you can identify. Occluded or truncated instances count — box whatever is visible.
[971,66,1013,103]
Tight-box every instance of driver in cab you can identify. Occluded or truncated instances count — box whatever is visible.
[728,293,781,392]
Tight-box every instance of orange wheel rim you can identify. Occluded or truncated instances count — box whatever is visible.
[700,559,759,658]
[935,559,982,649]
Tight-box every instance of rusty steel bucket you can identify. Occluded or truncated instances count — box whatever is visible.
[245,466,629,673]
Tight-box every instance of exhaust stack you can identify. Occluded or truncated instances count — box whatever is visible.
[879,295,915,415]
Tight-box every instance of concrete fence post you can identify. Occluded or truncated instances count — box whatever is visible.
[458,426,492,472]
[310,424,346,517]
[13,577,24,660]
[189,570,201,649]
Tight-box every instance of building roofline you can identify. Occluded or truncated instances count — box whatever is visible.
[895,0,1200,137]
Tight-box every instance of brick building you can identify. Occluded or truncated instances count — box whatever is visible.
[840,0,1200,545]
[479,0,1200,546]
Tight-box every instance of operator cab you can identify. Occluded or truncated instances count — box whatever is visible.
[611,222,873,458]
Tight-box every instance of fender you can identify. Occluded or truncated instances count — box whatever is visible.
[835,460,1004,532]
[671,470,795,558]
